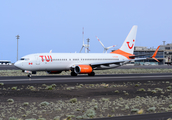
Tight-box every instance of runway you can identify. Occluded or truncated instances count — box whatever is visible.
[0,65,19,70]
[1,73,172,85]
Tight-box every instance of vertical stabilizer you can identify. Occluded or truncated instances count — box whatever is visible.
[119,25,137,54]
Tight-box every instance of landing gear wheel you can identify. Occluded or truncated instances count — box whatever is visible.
[71,72,77,76]
[88,72,95,76]
[28,74,32,78]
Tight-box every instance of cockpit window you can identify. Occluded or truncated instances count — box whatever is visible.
[20,58,25,60]
[20,58,29,61]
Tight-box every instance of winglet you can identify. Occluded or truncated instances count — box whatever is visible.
[151,46,160,62]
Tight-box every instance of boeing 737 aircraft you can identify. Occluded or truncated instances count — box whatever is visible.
[14,25,160,77]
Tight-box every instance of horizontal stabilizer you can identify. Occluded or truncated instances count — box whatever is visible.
[129,54,152,58]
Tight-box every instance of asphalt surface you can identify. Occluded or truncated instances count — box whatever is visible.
[0,73,172,85]
[1,65,172,70]
[1,69,172,120]
[0,65,18,70]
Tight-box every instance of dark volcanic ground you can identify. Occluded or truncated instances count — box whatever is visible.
[0,79,172,120]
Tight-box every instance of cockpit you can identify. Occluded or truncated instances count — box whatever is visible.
[20,58,30,61]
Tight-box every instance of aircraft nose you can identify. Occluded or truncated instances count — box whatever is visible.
[14,61,22,69]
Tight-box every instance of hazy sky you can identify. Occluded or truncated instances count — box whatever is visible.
[0,0,172,62]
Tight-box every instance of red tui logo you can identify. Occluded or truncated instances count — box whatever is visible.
[126,39,135,49]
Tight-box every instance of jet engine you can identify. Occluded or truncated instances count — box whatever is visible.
[47,71,62,74]
[74,65,92,74]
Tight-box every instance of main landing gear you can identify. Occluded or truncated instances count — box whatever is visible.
[88,72,95,76]
[71,71,77,76]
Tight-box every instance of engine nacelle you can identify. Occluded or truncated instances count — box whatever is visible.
[74,65,92,74]
[47,71,62,74]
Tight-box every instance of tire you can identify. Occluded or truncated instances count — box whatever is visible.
[28,74,32,78]
[71,72,77,76]
[88,72,95,76]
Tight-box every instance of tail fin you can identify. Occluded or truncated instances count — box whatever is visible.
[111,25,137,58]
[119,25,137,54]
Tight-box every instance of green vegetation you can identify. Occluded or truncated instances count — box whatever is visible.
[167,86,172,89]
[0,83,4,86]
[45,85,53,90]
[11,86,17,90]
[135,84,140,87]
[9,116,18,120]
[114,90,119,93]
[23,102,29,106]
[69,98,77,103]
[138,88,146,91]
[53,116,60,120]
[39,101,50,106]
[7,99,14,103]
[169,104,172,108]
[147,107,156,112]
[84,109,96,118]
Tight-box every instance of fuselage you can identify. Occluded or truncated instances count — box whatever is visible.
[14,53,127,71]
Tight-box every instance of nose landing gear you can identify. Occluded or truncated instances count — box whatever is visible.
[23,71,36,78]
[28,73,32,78]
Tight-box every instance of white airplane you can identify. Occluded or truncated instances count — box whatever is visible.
[96,36,116,53]
[14,25,160,77]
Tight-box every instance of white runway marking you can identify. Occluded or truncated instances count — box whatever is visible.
[0,75,172,82]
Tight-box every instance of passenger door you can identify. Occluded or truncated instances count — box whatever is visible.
[35,55,40,65]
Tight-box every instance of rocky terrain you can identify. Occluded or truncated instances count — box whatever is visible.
[0,79,172,120]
